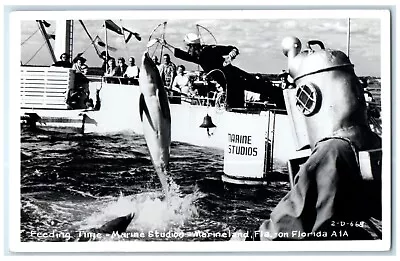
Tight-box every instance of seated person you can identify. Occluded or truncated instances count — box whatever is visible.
[52,53,72,68]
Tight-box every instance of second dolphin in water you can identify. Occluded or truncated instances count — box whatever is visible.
[139,52,172,199]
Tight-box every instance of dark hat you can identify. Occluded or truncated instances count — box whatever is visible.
[60,53,70,59]
[73,56,87,64]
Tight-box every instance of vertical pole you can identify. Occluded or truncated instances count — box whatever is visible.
[270,110,276,172]
[264,109,271,177]
[69,21,74,62]
[54,20,73,62]
[346,18,351,58]
[104,21,109,73]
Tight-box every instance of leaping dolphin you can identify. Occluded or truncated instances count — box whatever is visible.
[85,53,172,236]
[139,52,172,199]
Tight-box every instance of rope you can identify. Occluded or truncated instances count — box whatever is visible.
[21,28,39,46]
[149,41,161,58]
[24,41,48,65]
[80,41,94,56]
[79,20,101,57]
[78,35,102,57]
[24,29,56,65]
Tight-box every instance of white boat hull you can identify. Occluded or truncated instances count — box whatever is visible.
[86,83,298,170]
[22,82,300,171]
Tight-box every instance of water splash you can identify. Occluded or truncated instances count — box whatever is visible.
[132,186,203,231]
[77,186,205,236]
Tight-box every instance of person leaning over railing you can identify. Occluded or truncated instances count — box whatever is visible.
[116,57,128,76]
[103,58,119,84]
[155,33,285,109]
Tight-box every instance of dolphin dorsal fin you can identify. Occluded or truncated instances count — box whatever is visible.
[139,93,156,131]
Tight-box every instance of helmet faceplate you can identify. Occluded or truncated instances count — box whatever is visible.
[281,36,370,149]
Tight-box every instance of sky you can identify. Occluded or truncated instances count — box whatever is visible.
[20,17,382,77]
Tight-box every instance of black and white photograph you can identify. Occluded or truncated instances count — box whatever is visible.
[5,8,392,253]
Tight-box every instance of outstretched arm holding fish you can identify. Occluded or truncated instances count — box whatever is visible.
[149,33,285,109]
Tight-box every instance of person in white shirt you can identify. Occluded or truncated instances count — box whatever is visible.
[172,65,191,95]
[124,56,140,84]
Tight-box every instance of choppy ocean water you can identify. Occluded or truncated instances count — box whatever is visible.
[20,128,290,242]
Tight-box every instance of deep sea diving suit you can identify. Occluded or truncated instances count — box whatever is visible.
[249,37,382,241]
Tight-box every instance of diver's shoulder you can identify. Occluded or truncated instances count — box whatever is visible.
[314,137,354,156]
[317,137,352,148]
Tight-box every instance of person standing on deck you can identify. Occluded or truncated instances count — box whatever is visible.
[159,53,176,92]
[124,56,140,84]
[232,37,382,241]
[156,33,285,109]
